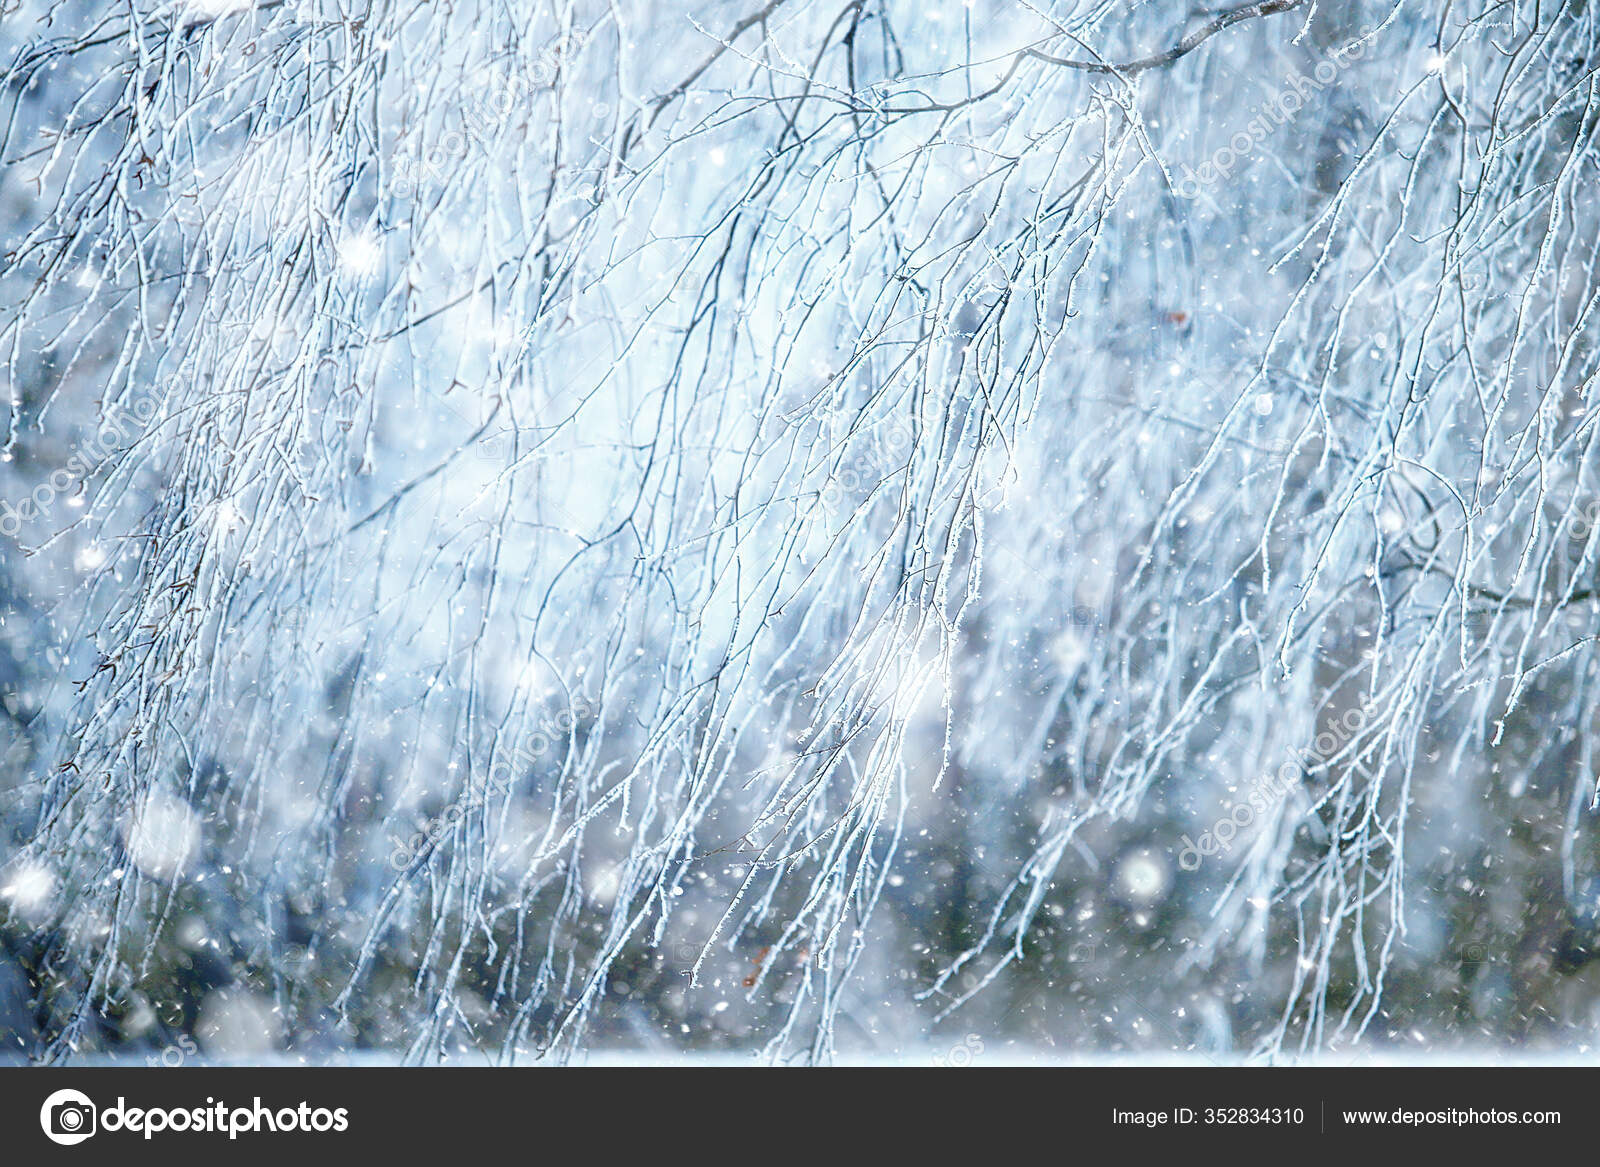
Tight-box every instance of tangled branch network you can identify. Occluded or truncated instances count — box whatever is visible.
[1,0,1598,1062]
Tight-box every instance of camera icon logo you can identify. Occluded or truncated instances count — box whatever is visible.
[474,433,509,462]
[40,1088,97,1145]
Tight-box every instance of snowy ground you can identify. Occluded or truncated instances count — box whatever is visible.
[43,1044,1600,1068]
